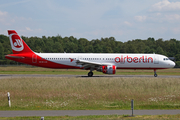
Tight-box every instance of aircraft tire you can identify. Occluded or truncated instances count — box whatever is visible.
[88,72,93,77]
[154,74,158,77]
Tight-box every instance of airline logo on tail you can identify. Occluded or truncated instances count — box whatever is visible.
[9,33,24,51]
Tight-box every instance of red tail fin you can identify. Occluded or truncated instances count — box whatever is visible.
[8,30,34,54]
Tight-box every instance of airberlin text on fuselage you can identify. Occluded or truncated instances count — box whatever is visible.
[115,55,153,63]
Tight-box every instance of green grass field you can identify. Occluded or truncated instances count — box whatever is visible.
[0,76,180,110]
[0,66,180,119]
[1,114,180,120]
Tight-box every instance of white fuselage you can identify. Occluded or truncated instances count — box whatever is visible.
[36,53,175,69]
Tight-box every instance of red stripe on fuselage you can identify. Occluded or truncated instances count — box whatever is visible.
[5,53,80,69]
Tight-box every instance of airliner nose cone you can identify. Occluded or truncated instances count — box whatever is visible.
[171,61,176,67]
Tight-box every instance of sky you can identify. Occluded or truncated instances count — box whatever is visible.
[0,0,180,42]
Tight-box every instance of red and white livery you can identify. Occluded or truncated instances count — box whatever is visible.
[5,30,175,77]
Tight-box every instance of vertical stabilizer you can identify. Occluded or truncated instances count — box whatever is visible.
[8,30,34,54]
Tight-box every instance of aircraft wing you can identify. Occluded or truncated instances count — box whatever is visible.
[76,59,112,69]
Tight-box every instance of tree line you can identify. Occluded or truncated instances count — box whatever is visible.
[0,34,180,67]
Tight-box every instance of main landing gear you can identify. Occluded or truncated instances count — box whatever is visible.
[88,71,93,77]
[154,69,158,77]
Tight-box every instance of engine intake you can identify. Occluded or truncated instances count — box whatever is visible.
[97,65,116,74]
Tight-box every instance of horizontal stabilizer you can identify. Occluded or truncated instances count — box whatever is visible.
[5,55,25,59]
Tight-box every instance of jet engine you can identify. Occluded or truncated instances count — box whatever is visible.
[97,65,116,74]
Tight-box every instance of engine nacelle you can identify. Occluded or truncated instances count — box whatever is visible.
[97,65,116,74]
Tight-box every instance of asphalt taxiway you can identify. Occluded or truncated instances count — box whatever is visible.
[0,74,180,79]
[0,110,180,117]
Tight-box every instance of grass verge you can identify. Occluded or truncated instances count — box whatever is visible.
[0,77,180,110]
[1,114,180,120]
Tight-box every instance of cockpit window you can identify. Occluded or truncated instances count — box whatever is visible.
[163,58,169,60]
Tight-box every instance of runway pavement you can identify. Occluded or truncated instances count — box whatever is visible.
[0,110,180,117]
[0,74,180,79]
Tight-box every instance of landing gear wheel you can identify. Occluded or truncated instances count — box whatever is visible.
[154,69,158,77]
[88,72,93,77]
[154,74,158,77]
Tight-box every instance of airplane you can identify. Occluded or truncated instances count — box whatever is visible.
[5,30,175,77]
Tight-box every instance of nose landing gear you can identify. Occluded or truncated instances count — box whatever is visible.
[154,69,158,77]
